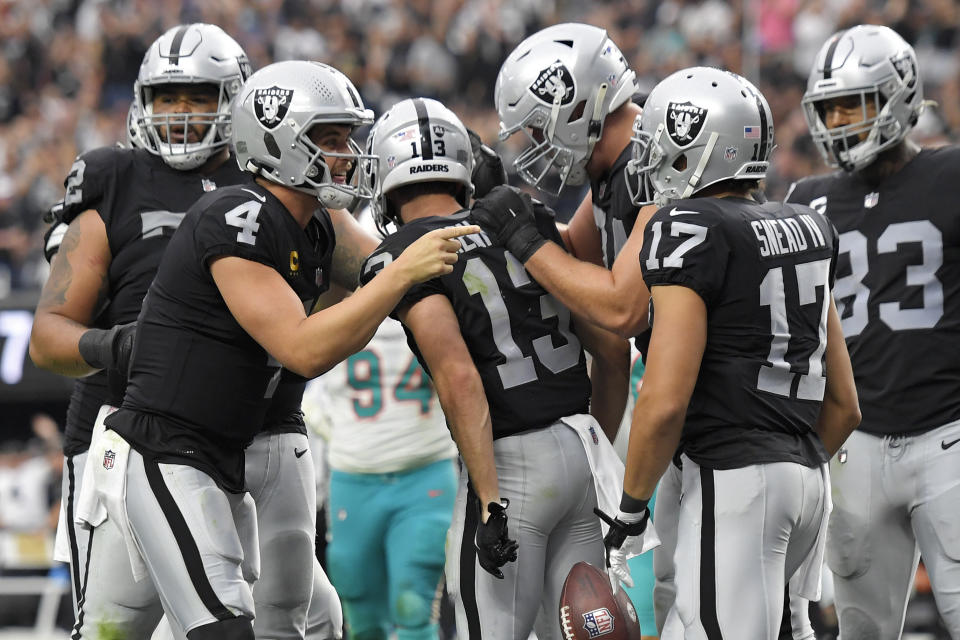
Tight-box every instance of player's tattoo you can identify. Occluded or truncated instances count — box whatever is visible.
[330,241,368,290]
[37,223,81,309]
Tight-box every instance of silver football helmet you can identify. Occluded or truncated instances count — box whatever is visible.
[364,97,473,232]
[125,102,145,149]
[232,61,375,209]
[802,25,922,172]
[135,23,251,170]
[495,23,637,195]
[627,66,774,207]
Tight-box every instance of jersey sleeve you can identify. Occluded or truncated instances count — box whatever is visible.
[639,205,730,304]
[192,193,289,272]
[360,231,445,316]
[48,147,119,226]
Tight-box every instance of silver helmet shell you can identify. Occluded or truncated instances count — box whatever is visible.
[134,23,251,170]
[364,97,473,232]
[232,61,375,209]
[495,23,637,195]
[801,24,922,172]
[627,66,774,207]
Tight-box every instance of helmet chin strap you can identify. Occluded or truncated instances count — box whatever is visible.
[585,82,609,160]
[681,132,719,199]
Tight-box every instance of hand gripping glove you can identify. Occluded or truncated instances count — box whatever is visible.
[467,128,508,199]
[78,321,137,375]
[475,500,520,579]
[470,184,547,263]
[594,500,650,593]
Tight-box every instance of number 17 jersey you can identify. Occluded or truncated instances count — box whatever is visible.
[639,197,839,470]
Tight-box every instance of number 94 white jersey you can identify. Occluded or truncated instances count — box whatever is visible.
[302,316,455,474]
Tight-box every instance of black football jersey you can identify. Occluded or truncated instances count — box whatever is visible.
[47,147,250,455]
[591,145,643,269]
[639,197,839,470]
[785,147,960,436]
[359,209,591,439]
[104,183,334,492]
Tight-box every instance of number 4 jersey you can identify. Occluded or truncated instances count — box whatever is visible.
[639,197,839,470]
[105,182,333,492]
[359,208,591,440]
[786,147,960,436]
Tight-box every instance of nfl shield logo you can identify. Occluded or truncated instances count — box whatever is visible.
[582,608,615,638]
[864,192,879,208]
[666,101,707,147]
[254,86,294,130]
[201,178,217,192]
[103,449,116,470]
[588,426,599,445]
[724,146,738,161]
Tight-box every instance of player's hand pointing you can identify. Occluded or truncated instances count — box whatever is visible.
[395,224,481,284]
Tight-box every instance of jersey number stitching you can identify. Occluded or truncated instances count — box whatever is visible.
[836,223,944,336]
[463,254,581,390]
[645,220,708,270]
[757,258,831,400]
[224,201,263,245]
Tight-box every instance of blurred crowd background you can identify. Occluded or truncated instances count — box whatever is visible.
[1,0,959,297]
[0,0,957,636]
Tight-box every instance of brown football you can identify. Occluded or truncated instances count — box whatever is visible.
[559,561,643,640]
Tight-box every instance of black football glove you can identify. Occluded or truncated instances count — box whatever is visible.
[475,500,519,579]
[78,321,137,376]
[467,128,507,199]
[595,501,649,590]
[471,185,547,263]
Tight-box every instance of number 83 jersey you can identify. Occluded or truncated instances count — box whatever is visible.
[360,209,591,440]
[785,147,960,437]
[640,197,839,470]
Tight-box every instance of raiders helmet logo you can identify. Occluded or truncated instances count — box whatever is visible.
[529,60,575,106]
[254,86,294,130]
[666,101,707,147]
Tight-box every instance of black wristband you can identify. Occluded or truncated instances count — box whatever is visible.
[619,492,649,515]
[78,328,112,370]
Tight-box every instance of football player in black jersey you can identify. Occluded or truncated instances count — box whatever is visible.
[589,67,859,638]
[28,23,252,628]
[492,24,670,634]
[360,97,634,639]
[785,25,960,638]
[32,25,354,640]
[65,61,476,640]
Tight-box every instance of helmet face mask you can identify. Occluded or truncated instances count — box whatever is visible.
[627,67,774,207]
[495,23,638,195]
[232,61,375,209]
[135,23,251,171]
[364,98,474,234]
[802,24,923,172]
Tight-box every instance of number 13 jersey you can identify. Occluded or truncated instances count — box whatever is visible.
[785,147,960,437]
[359,209,591,440]
[639,197,839,470]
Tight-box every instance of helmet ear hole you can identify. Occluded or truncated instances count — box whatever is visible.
[567,100,586,124]
[263,133,281,159]
[672,154,688,171]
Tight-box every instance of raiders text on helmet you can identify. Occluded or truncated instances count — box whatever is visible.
[801,24,923,172]
[627,66,774,207]
[364,97,473,233]
[495,23,638,195]
[135,23,251,170]
[232,61,375,209]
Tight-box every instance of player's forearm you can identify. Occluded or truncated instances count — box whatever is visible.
[434,369,500,507]
[814,396,861,457]
[622,391,685,501]
[28,312,97,377]
[525,242,646,337]
[284,263,411,377]
[814,298,861,457]
[582,327,631,442]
